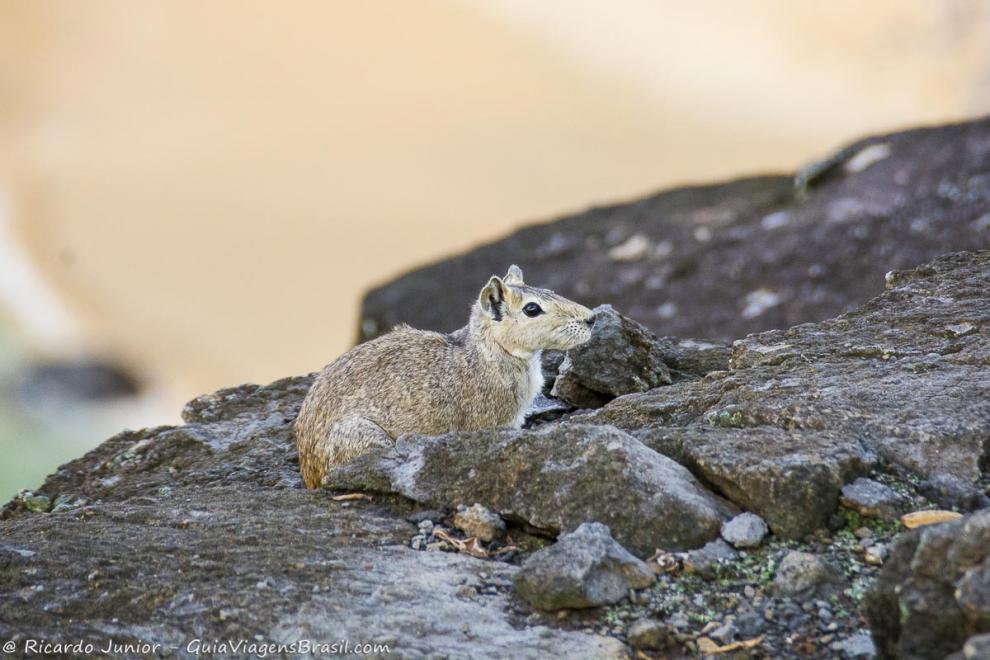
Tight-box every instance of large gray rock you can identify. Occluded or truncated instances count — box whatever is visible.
[580,250,990,536]
[514,522,654,610]
[865,509,990,660]
[360,118,990,345]
[331,423,737,556]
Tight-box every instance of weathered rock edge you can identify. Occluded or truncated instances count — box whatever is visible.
[361,117,990,345]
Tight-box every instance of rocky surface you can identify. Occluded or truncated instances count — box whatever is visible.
[865,509,990,659]
[360,118,990,345]
[0,377,623,658]
[580,250,990,537]
[514,523,655,610]
[2,119,990,658]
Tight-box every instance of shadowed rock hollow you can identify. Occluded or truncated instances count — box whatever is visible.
[2,118,990,658]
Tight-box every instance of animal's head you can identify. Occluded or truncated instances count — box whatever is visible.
[473,265,595,355]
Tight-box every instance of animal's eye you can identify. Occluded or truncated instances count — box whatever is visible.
[523,302,543,317]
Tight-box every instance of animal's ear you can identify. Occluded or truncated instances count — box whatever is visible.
[503,264,525,286]
[479,275,507,321]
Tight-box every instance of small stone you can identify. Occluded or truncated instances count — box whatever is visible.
[710,622,737,645]
[743,585,756,599]
[829,630,876,658]
[840,478,907,521]
[964,633,990,659]
[721,512,769,548]
[735,610,765,637]
[514,523,654,610]
[859,537,875,548]
[455,585,477,599]
[773,551,842,597]
[608,234,652,262]
[947,322,977,337]
[453,503,506,542]
[853,526,873,539]
[20,492,51,513]
[668,612,689,630]
[626,618,677,651]
[700,621,720,635]
[864,544,887,566]
[684,539,738,579]
[818,607,833,621]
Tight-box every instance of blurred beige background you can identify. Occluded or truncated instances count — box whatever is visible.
[0,0,989,442]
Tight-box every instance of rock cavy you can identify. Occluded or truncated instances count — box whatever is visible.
[295,265,595,488]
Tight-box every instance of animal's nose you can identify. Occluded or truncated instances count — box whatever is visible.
[584,314,596,327]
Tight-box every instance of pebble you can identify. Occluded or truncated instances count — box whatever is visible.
[830,630,876,658]
[840,478,906,521]
[452,503,506,542]
[773,551,842,597]
[710,622,737,644]
[734,610,765,637]
[964,633,990,659]
[455,585,477,599]
[683,539,738,578]
[418,520,434,535]
[626,619,676,651]
[720,512,770,548]
[668,612,690,630]
[864,544,887,566]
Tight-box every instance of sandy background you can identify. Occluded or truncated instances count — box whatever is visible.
[1,0,989,421]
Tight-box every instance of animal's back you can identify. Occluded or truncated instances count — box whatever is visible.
[294,325,519,487]
[294,265,593,489]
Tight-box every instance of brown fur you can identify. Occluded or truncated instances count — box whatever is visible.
[295,265,594,488]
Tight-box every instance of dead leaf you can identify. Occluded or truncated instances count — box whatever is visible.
[331,493,373,502]
[648,549,682,574]
[901,510,962,529]
[492,545,519,555]
[434,529,488,557]
[697,635,764,654]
